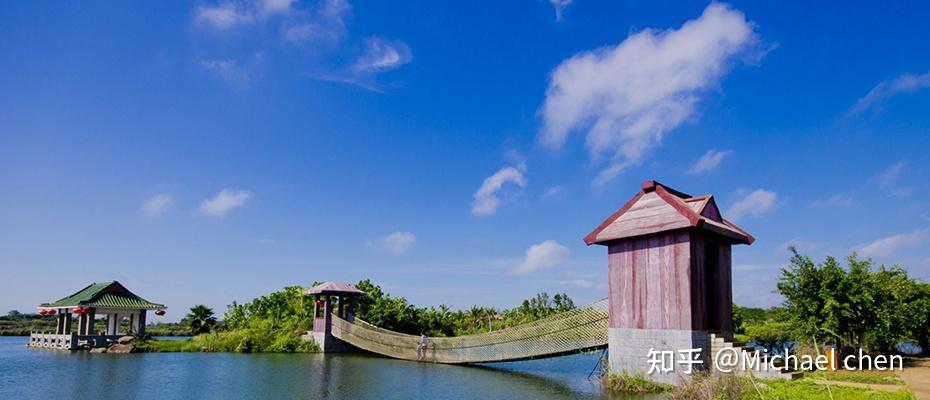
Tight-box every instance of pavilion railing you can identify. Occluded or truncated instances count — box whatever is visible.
[28,333,77,350]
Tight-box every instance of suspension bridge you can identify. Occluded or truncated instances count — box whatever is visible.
[329,298,609,364]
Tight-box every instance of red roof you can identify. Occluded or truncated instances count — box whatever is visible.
[305,282,365,296]
[584,180,754,246]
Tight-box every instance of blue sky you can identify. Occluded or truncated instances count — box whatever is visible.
[2,1,930,320]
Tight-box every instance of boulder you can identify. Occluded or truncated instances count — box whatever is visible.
[117,336,135,344]
[90,347,108,354]
[107,343,136,354]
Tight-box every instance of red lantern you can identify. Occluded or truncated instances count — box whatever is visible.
[47,309,57,315]
[155,309,166,316]
[72,307,83,314]
[38,309,47,315]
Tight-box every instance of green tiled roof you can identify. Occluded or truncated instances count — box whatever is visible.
[40,281,164,310]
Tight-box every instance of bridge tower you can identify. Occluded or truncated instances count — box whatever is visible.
[584,181,753,384]
[303,282,364,352]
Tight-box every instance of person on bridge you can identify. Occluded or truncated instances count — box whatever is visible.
[417,333,429,360]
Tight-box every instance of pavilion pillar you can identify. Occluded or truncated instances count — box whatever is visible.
[337,296,345,318]
[63,312,72,334]
[78,313,87,335]
[324,296,333,330]
[107,314,118,336]
[86,309,95,335]
[56,313,65,334]
[347,298,356,322]
[135,310,146,336]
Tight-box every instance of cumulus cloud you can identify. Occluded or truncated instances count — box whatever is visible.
[515,240,570,274]
[140,193,175,217]
[688,149,732,174]
[199,189,253,217]
[352,37,412,73]
[539,3,759,186]
[550,0,572,21]
[727,189,778,220]
[369,231,416,255]
[859,230,926,258]
[848,71,930,115]
[471,165,527,216]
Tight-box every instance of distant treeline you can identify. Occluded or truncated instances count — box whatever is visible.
[351,279,576,336]
[0,311,188,337]
[140,280,577,353]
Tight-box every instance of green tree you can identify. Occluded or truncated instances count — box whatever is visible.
[777,248,930,353]
[183,305,218,335]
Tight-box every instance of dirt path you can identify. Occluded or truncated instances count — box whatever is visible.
[899,358,930,400]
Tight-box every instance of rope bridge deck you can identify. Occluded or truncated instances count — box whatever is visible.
[330,298,609,364]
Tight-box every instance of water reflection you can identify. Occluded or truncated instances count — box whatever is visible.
[0,337,659,399]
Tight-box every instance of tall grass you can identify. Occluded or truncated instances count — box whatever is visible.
[137,329,320,353]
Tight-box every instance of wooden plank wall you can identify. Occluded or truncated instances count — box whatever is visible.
[607,231,691,330]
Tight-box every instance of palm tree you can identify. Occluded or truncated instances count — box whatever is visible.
[468,305,483,330]
[183,305,217,335]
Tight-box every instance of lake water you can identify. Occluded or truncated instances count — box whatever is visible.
[0,336,656,399]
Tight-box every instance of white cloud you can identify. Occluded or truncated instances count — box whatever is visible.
[199,189,253,217]
[727,189,778,220]
[282,0,350,43]
[559,279,593,289]
[352,37,412,73]
[550,0,572,21]
[811,192,854,208]
[543,186,563,198]
[688,149,732,174]
[471,165,527,216]
[539,3,759,186]
[140,193,174,217]
[878,160,907,187]
[859,230,926,258]
[195,2,255,30]
[515,240,570,274]
[848,71,930,115]
[369,231,416,255]
[260,0,296,15]
[195,0,297,30]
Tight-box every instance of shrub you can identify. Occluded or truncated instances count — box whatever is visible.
[602,372,671,393]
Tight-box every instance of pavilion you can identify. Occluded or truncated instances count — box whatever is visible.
[29,281,165,350]
[303,281,364,352]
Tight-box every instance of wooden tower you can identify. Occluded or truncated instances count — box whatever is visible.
[585,180,753,383]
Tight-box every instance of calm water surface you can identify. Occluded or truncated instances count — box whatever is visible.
[0,337,659,399]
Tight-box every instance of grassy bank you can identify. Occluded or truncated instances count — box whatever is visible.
[602,372,915,399]
[137,329,320,353]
